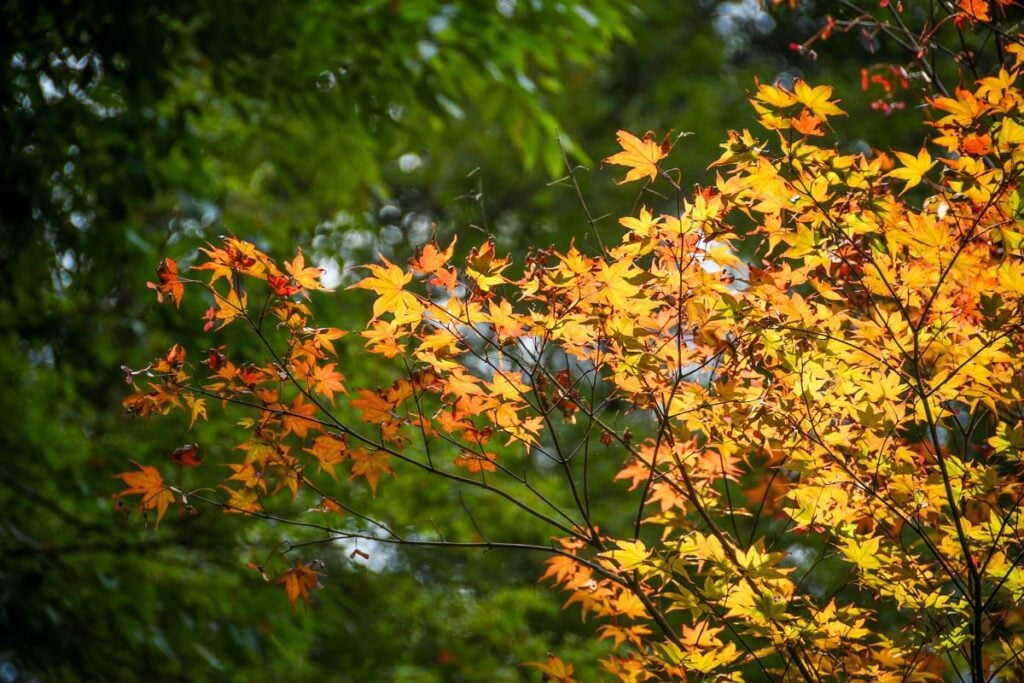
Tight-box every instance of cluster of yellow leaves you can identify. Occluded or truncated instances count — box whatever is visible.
[538,62,1024,679]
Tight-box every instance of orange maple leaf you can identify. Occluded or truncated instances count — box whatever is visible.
[410,236,457,275]
[304,434,347,477]
[429,266,459,290]
[454,450,498,473]
[958,0,991,20]
[351,388,395,424]
[279,561,323,609]
[146,258,185,307]
[487,298,521,338]
[309,362,346,403]
[281,394,319,438]
[349,448,394,495]
[604,130,667,184]
[114,461,175,526]
[792,108,824,136]
[524,655,576,683]
[961,132,993,155]
[220,484,263,514]
[310,327,346,355]
[361,319,406,358]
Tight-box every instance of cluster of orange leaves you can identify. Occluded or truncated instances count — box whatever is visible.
[121,39,1024,680]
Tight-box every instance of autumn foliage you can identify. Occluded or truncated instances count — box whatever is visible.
[121,15,1024,683]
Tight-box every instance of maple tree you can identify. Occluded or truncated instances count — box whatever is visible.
[120,4,1024,681]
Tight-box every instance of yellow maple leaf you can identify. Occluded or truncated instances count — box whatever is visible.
[348,256,421,320]
[618,206,661,239]
[604,130,667,184]
[361,318,407,358]
[284,247,329,291]
[524,655,575,683]
[601,539,650,571]
[213,286,249,329]
[889,148,935,193]
[465,239,510,292]
[792,79,845,120]
[841,536,882,570]
[220,484,262,514]
[752,78,798,109]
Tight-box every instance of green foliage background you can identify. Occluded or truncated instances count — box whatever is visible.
[0,1,937,680]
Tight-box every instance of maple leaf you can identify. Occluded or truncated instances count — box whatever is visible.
[309,326,346,355]
[348,256,421,321]
[428,265,459,290]
[212,287,249,329]
[184,394,207,428]
[792,79,845,119]
[279,561,323,609]
[304,434,347,477]
[454,450,498,473]
[958,0,991,20]
[114,461,174,527]
[281,394,319,438]
[220,485,262,515]
[889,148,935,193]
[465,239,510,292]
[618,206,661,239]
[752,78,798,109]
[961,132,992,155]
[596,258,643,308]
[487,298,521,338]
[147,258,185,307]
[268,274,300,297]
[601,539,650,572]
[540,555,586,588]
[524,655,575,683]
[349,448,394,495]
[361,319,406,358]
[350,388,394,424]
[604,130,667,184]
[841,536,883,570]
[193,238,267,286]
[308,362,346,403]
[227,461,266,491]
[792,108,825,136]
[681,621,725,650]
[284,247,329,292]
[410,236,456,275]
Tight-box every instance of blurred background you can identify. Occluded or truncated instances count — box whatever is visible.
[0,1,932,680]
